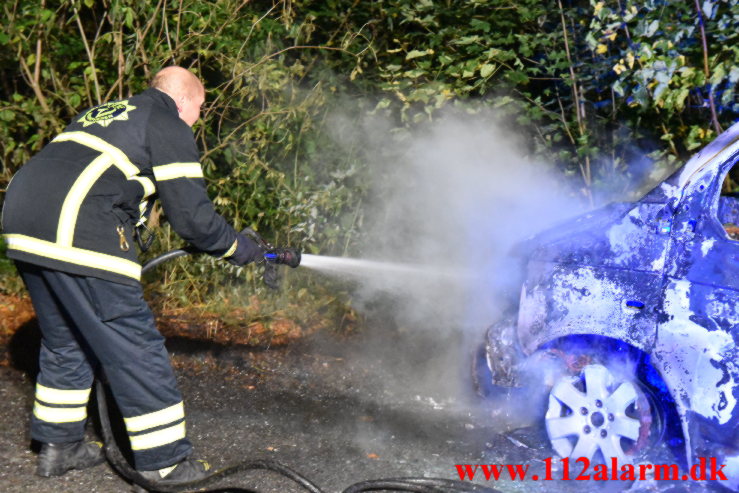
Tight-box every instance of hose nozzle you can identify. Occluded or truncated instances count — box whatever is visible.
[264,247,301,268]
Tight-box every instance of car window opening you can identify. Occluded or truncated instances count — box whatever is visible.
[719,164,739,240]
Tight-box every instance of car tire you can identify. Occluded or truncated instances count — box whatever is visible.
[537,336,675,466]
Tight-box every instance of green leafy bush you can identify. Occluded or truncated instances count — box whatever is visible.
[1,0,737,307]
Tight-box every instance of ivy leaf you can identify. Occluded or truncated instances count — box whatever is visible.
[729,66,739,84]
[479,63,496,78]
[710,63,726,85]
[452,35,482,45]
[405,49,432,60]
[645,20,659,37]
[470,19,491,33]
[675,87,689,110]
[69,93,81,108]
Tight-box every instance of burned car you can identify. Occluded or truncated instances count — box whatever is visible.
[474,122,739,489]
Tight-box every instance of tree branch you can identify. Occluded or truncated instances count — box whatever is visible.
[19,52,50,114]
[558,0,592,203]
[73,6,101,104]
[694,0,722,135]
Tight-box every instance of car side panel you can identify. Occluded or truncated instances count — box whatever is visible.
[518,202,669,355]
[519,262,662,354]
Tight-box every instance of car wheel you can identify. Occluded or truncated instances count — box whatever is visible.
[544,361,662,465]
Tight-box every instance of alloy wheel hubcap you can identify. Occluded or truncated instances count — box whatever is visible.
[545,364,643,464]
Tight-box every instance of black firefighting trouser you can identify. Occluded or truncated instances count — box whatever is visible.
[16,261,192,471]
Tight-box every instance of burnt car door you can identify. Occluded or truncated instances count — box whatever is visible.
[655,129,739,467]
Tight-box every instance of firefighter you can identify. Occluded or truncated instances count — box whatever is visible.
[0,66,262,484]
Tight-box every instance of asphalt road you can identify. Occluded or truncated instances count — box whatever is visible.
[0,318,721,493]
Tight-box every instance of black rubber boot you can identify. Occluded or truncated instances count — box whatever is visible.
[139,458,211,485]
[36,440,106,477]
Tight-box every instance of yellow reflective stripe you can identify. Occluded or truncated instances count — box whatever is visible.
[152,162,203,181]
[129,421,186,451]
[136,201,149,227]
[130,176,156,198]
[53,131,139,177]
[4,234,141,280]
[124,402,185,433]
[52,132,142,246]
[219,239,238,259]
[158,464,178,477]
[57,154,112,246]
[33,402,87,423]
[36,383,91,406]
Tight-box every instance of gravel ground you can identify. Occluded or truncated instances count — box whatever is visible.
[0,319,723,493]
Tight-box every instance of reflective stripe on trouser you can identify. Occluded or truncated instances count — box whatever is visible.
[125,402,186,451]
[18,264,96,443]
[33,383,92,433]
[16,262,192,470]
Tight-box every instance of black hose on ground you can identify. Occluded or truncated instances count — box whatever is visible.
[342,478,499,492]
[96,379,324,493]
[96,380,499,493]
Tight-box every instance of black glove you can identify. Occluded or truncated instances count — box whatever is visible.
[226,231,264,266]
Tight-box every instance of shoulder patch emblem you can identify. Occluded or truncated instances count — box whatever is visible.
[78,100,137,128]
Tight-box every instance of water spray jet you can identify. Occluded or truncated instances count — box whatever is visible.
[300,253,473,284]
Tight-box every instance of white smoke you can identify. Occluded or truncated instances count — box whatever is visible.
[297,108,589,415]
[350,109,585,332]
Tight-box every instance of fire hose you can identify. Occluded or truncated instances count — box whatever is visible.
[141,228,301,287]
[97,379,498,493]
[94,230,500,493]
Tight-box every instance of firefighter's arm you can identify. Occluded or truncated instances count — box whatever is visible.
[147,117,261,265]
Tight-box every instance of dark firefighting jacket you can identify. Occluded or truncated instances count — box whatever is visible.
[1,88,238,286]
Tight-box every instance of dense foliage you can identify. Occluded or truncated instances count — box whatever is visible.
[1,0,737,305]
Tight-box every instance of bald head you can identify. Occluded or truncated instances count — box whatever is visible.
[151,66,203,100]
[151,66,205,126]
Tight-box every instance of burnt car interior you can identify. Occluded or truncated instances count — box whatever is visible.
[720,166,739,240]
